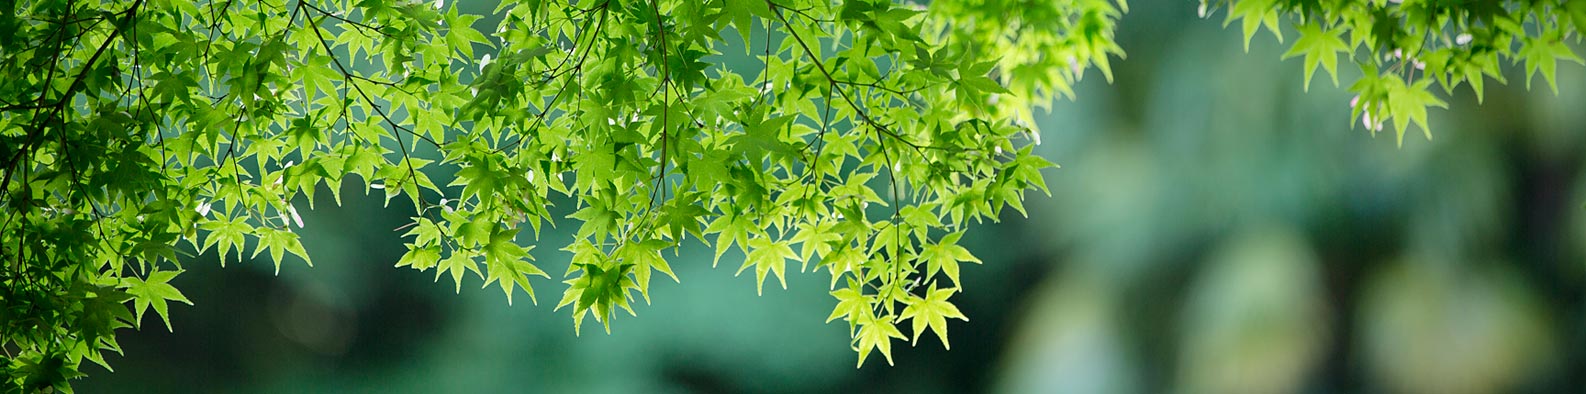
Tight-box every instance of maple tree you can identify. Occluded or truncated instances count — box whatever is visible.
[2,0,1582,391]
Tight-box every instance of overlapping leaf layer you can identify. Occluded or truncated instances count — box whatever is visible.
[1,0,1124,390]
[1207,0,1586,143]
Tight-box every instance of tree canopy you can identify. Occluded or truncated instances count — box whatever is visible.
[2,0,1581,391]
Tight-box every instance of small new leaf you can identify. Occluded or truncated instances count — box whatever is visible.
[1520,33,1586,95]
[556,263,637,335]
[619,240,680,304]
[198,214,250,267]
[1282,23,1348,91]
[854,314,906,367]
[1386,78,1448,145]
[919,231,981,288]
[1226,0,1283,51]
[898,284,968,349]
[481,227,548,305]
[437,253,482,293]
[737,237,800,295]
[827,286,871,334]
[252,227,312,274]
[120,270,193,332]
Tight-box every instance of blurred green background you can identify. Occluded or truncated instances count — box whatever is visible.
[78,2,1585,393]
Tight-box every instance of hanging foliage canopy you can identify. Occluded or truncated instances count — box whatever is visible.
[2,0,1581,391]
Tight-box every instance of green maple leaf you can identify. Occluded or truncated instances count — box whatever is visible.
[442,7,490,58]
[481,227,548,305]
[897,284,968,349]
[736,237,800,295]
[1282,23,1348,91]
[252,227,312,275]
[826,286,871,335]
[1386,77,1447,145]
[198,213,250,267]
[820,246,867,289]
[618,239,680,303]
[1520,32,1585,95]
[400,218,445,248]
[918,231,981,288]
[453,163,503,203]
[437,253,482,293]
[790,219,841,267]
[458,217,497,248]
[853,314,906,367]
[395,244,442,271]
[705,213,757,266]
[120,270,194,332]
[1226,0,1282,52]
[557,263,637,335]
[1567,2,1586,34]
[729,114,800,161]
[685,149,734,190]
[568,198,621,240]
[721,0,773,46]
[657,196,709,242]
